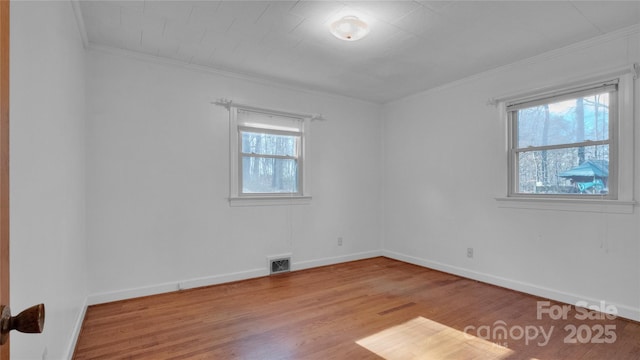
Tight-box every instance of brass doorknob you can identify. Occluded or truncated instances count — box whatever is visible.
[0,304,45,345]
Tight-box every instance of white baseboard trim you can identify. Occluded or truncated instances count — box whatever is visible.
[87,267,267,305]
[65,297,88,360]
[382,250,640,322]
[88,281,181,305]
[293,250,383,271]
[87,250,383,306]
[177,268,268,291]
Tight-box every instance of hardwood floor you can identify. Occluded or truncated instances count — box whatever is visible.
[73,257,640,359]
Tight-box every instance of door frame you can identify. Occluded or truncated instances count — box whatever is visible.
[0,0,10,358]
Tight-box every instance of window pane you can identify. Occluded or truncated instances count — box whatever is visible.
[517,92,609,148]
[242,156,298,193]
[241,131,297,157]
[517,145,609,194]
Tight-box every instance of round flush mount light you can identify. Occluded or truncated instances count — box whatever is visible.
[329,15,369,41]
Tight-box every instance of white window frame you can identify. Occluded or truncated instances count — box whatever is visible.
[495,70,636,213]
[227,104,312,206]
[507,80,618,199]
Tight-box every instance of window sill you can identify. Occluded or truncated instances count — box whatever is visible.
[229,196,312,207]
[495,197,635,214]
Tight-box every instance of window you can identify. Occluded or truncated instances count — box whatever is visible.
[239,123,301,195]
[227,105,312,205]
[507,80,619,199]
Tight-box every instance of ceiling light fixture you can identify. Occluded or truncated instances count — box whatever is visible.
[329,15,369,41]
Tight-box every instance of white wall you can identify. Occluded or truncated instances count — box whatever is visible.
[10,1,87,359]
[9,3,638,358]
[85,49,383,302]
[382,28,640,321]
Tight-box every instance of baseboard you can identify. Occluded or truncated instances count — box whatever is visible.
[65,297,88,360]
[382,250,640,322]
[293,250,383,271]
[87,267,267,305]
[87,250,382,306]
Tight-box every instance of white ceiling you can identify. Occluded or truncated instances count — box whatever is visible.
[79,1,640,103]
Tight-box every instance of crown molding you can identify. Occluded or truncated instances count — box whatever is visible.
[85,43,380,106]
[394,23,640,104]
[81,17,638,106]
[487,63,637,107]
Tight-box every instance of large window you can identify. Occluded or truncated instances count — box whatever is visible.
[507,80,618,198]
[227,105,311,205]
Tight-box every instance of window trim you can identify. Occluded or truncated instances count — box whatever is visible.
[494,69,636,213]
[227,105,312,206]
[506,81,618,200]
[495,197,635,214]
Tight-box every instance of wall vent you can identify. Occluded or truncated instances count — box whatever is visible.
[269,256,291,275]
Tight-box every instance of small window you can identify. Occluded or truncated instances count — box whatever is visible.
[507,80,618,198]
[228,106,311,205]
[239,127,301,195]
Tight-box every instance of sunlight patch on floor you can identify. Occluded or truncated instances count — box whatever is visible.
[356,317,515,360]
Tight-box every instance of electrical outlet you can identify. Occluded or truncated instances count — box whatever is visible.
[337,237,343,246]
[467,247,474,258]
[42,346,48,360]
